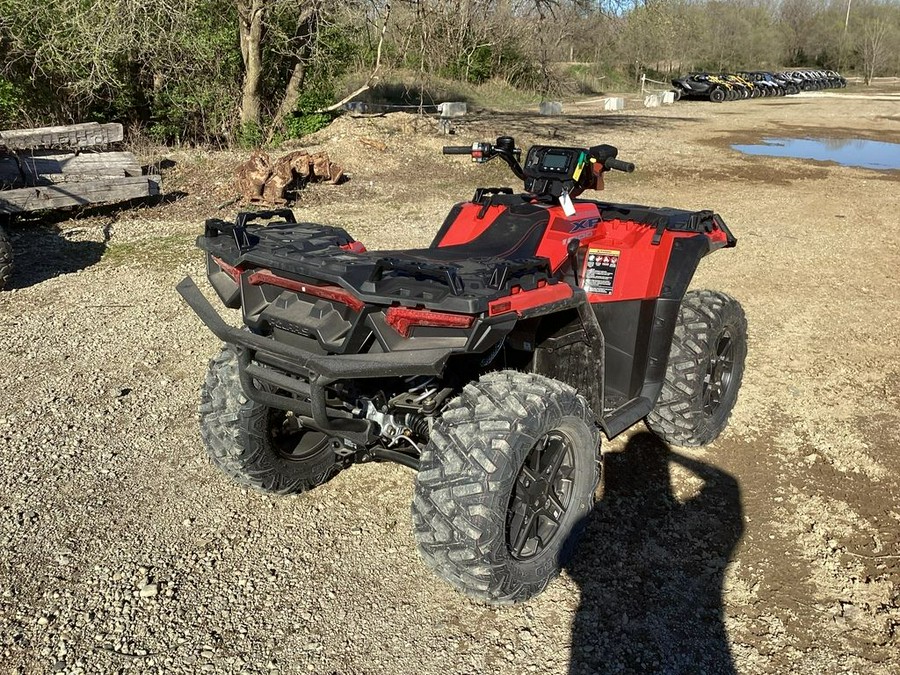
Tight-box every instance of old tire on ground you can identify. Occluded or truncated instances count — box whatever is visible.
[199,345,345,494]
[646,290,747,447]
[709,87,726,103]
[412,371,601,604]
[0,225,12,290]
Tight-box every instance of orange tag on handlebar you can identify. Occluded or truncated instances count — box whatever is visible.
[592,163,605,191]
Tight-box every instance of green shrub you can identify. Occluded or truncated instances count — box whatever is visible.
[284,84,336,139]
[285,112,332,138]
[235,121,264,149]
[0,78,22,126]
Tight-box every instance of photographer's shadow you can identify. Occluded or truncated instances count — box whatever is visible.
[567,432,743,675]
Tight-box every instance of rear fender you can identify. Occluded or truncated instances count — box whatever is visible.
[506,296,606,423]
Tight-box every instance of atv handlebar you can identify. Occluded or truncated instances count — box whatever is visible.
[442,137,636,200]
[603,157,635,173]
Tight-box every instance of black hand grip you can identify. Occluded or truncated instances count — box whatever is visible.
[443,146,472,155]
[604,158,635,173]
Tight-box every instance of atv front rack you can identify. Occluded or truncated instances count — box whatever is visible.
[594,202,737,247]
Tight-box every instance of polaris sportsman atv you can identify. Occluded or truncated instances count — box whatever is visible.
[177,137,747,604]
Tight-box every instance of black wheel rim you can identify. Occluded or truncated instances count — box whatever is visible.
[267,409,330,461]
[506,431,576,560]
[702,329,736,416]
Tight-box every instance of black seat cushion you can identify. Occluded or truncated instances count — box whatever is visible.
[405,201,552,264]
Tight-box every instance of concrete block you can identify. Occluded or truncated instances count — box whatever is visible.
[539,101,563,116]
[438,102,467,118]
[643,94,661,108]
[662,91,675,105]
[603,97,625,111]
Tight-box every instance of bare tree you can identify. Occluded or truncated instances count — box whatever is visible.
[237,0,267,125]
[861,17,888,85]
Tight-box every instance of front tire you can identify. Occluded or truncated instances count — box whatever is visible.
[709,87,726,103]
[0,225,12,290]
[646,290,747,446]
[412,371,601,604]
[199,345,345,494]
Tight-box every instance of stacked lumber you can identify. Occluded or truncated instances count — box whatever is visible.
[0,122,160,214]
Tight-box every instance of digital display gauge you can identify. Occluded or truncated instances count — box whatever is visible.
[540,151,571,172]
[523,145,590,198]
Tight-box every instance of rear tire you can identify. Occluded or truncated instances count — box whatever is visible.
[0,225,12,290]
[709,88,726,103]
[646,290,747,447]
[412,371,601,604]
[199,345,345,494]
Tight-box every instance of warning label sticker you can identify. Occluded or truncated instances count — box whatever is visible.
[582,248,620,295]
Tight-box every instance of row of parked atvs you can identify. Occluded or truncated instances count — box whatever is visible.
[672,69,847,102]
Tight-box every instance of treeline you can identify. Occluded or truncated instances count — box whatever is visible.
[0,0,898,145]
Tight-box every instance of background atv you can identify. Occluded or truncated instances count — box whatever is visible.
[178,137,747,604]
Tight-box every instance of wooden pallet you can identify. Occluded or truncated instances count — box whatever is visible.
[0,122,159,214]
[0,122,124,151]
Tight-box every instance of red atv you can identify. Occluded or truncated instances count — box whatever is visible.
[178,136,747,604]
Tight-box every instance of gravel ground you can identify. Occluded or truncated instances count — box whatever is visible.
[1,89,899,674]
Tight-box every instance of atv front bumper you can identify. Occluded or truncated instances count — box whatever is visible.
[177,277,454,444]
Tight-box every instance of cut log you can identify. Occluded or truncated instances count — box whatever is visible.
[0,123,124,150]
[235,151,272,200]
[0,176,160,214]
[261,153,296,204]
[235,149,343,204]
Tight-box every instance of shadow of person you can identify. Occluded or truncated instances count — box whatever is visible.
[566,431,744,675]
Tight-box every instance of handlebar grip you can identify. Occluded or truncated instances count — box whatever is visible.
[604,158,636,173]
[443,146,472,155]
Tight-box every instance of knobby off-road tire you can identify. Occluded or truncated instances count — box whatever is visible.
[646,289,747,447]
[412,371,601,604]
[709,88,726,103]
[199,345,344,495]
[0,225,12,290]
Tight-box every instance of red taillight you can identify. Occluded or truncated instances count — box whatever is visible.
[212,256,242,282]
[385,306,474,338]
[340,241,367,253]
[247,269,365,312]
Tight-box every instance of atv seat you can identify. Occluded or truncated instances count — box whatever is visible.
[402,200,552,264]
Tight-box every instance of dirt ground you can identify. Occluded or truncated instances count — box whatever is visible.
[1,88,899,674]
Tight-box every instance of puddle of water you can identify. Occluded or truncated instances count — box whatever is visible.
[731,137,900,170]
